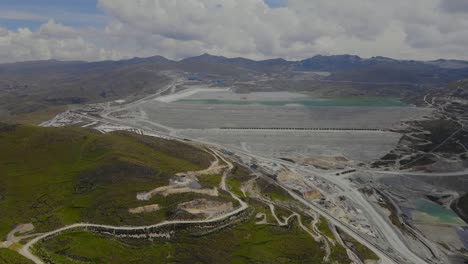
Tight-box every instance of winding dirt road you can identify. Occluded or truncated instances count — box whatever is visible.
[16,149,247,264]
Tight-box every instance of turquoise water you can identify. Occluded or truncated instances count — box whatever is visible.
[177,97,406,107]
[414,199,466,226]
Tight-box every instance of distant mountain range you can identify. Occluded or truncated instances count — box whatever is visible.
[182,53,468,71]
[180,54,468,83]
[1,53,468,124]
[2,53,468,83]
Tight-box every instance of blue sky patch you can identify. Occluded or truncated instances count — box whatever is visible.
[0,0,105,29]
[264,0,287,8]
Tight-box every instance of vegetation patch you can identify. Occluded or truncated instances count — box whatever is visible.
[0,125,213,238]
[317,216,335,239]
[256,178,291,202]
[0,249,34,264]
[197,173,222,188]
[226,164,256,197]
[336,228,379,261]
[0,105,68,125]
[35,211,348,264]
[125,133,212,169]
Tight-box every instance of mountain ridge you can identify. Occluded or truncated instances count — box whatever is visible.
[2,53,468,69]
[2,52,468,124]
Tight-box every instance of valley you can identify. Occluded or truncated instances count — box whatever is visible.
[1,55,468,264]
[2,1,468,263]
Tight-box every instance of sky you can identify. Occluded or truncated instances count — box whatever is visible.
[0,0,468,63]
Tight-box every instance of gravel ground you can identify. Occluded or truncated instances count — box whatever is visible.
[178,129,401,162]
[139,101,432,130]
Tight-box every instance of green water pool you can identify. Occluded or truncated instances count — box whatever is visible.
[177,97,406,107]
[413,199,466,226]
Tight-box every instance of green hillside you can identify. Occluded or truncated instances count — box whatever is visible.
[0,249,34,264]
[0,124,214,239]
[34,215,334,264]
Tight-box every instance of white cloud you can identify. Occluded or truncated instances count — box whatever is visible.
[1,0,468,63]
[95,0,468,60]
[0,20,121,63]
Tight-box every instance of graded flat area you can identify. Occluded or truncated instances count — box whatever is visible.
[179,129,402,162]
[114,89,432,162]
[161,89,406,106]
[139,102,431,130]
[138,89,431,130]
[178,98,406,106]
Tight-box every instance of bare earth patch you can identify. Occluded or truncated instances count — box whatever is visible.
[304,190,323,200]
[137,185,219,200]
[1,223,36,249]
[300,155,350,169]
[177,199,233,219]
[128,204,160,214]
[137,156,224,200]
[277,169,305,186]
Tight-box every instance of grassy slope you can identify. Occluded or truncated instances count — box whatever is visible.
[0,248,34,264]
[256,178,291,202]
[0,105,67,125]
[225,167,352,263]
[315,217,351,263]
[0,124,215,239]
[0,124,371,263]
[336,228,379,261]
[32,162,356,264]
[226,164,256,197]
[35,214,331,264]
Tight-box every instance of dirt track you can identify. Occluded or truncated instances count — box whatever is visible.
[14,149,248,264]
